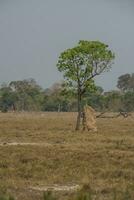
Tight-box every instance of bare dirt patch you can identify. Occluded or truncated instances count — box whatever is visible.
[30,184,80,192]
[0,142,52,147]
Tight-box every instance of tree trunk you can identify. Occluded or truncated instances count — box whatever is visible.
[75,111,81,130]
[75,90,81,131]
[12,103,16,112]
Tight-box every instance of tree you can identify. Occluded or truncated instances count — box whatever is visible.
[0,86,17,112]
[117,73,134,93]
[43,82,70,112]
[129,73,134,92]
[9,79,43,111]
[84,86,105,112]
[122,91,134,111]
[104,90,122,112]
[57,40,115,130]
[117,74,131,92]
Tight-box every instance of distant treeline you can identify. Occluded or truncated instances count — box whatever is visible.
[0,73,134,112]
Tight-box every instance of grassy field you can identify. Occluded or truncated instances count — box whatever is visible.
[0,112,134,200]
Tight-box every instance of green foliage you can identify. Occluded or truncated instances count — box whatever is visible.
[57,40,115,96]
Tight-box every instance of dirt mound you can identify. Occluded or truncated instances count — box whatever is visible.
[83,105,97,132]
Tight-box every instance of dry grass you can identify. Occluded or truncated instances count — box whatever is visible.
[0,112,134,199]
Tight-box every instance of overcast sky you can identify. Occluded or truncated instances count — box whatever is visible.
[0,0,134,91]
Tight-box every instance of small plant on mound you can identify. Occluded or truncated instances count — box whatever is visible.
[75,184,93,200]
[112,187,132,200]
[122,188,131,200]
[0,195,15,200]
[43,191,57,200]
[0,185,15,200]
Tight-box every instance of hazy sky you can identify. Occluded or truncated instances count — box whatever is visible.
[0,0,134,91]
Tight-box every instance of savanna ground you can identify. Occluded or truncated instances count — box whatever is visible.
[0,112,134,200]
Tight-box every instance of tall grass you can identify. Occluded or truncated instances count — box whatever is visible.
[43,185,132,200]
[0,112,134,200]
